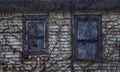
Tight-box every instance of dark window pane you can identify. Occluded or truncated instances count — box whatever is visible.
[28,22,36,37]
[77,21,97,40]
[26,21,45,51]
[27,21,45,38]
[77,42,97,60]
[28,38,44,51]
[36,23,45,37]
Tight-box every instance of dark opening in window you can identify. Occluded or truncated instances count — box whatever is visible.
[74,15,102,61]
[22,15,48,54]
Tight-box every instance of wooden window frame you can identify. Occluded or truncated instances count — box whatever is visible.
[72,14,102,62]
[22,15,48,55]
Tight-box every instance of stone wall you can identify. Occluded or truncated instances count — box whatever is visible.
[0,13,119,72]
[47,13,71,72]
[0,14,22,72]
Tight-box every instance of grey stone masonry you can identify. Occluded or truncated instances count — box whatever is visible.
[0,13,120,72]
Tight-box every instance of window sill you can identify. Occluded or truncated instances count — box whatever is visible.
[21,51,49,60]
[73,58,104,63]
[22,50,49,54]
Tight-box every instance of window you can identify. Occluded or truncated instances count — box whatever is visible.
[74,15,102,61]
[22,15,48,54]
